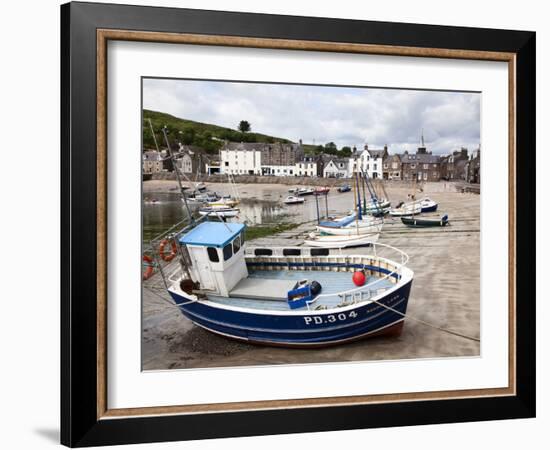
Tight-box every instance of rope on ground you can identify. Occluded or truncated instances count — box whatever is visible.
[370,298,480,342]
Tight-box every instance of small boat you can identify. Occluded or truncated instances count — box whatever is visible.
[364,199,391,215]
[337,184,351,193]
[163,221,413,347]
[207,196,240,208]
[284,195,305,205]
[186,191,220,203]
[314,187,330,195]
[389,202,422,217]
[296,187,315,196]
[418,197,438,213]
[317,217,384,236]
[288,188,298,193]
[303,231,379,248]
[195,182,207,192]
[401,214,449,227]
[198,206,240,218]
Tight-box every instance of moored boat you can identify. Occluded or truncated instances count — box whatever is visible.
[364,199,391,215]
[314,187,330,195]
[401,214,449,227]
[284,195,305,205]
[337,184,351,193]
[198,205,240,218]
[296,187,315,196]
[159,221,413,347]
[389,202,422,217]
[418,197,438,213]
[303,231,380,248]
[207,196,240,208]
[317,217,384,236]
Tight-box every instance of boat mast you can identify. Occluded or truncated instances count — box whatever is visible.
[162,126,194,222]
[147,118,160,152]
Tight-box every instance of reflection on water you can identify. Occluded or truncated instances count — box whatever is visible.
[142,188,355,242]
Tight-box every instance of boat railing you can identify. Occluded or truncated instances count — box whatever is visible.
[143,214,209,290]
[245,242,409,310]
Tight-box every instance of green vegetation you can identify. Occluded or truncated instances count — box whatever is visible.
[143,110,291,154]
[303,142,353,158]
[244,222,301,241]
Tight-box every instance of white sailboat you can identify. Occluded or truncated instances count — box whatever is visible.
[303,231,380,248]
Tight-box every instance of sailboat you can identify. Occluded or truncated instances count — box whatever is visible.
[305,172,380,247]
[316,174,384,236]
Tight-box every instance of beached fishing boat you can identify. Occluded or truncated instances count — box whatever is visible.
[401,214,449,227]
[337,184,351,193]
[284,195,305,205]
[161,220,413,347]
[389,202,422,217]
[303,231,380,248]
[198,205,240,218]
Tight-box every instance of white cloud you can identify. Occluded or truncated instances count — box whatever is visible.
[143,78,480,155]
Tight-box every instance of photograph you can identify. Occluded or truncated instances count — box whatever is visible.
[141,78,482,370]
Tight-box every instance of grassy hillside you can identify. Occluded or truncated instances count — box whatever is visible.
[143,109,292,154]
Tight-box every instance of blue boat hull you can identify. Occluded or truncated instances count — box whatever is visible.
[169,280,413,348]
[421,203,438,213]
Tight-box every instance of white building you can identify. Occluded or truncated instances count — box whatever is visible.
[262,165,296,176]
[220,143,262,175]
[323,158,349,178]
[295,158,318,177]
[350,144,388,179]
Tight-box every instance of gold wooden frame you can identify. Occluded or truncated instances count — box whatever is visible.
[96,29,516,420]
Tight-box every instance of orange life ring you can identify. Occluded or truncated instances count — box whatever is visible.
[142,255,154,280]
[159,239,178,262]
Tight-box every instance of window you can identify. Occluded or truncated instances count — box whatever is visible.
[233,235,241,254]
[223,243,233,261]
[207,247,219,263]
[411,164,416,169]
[423,164,429,169]
[374,164,377,171]
[224,162,229,166]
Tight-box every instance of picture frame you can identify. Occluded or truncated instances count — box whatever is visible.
[61,1,535,447]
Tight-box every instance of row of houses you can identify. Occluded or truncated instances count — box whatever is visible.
[143,140,481,184]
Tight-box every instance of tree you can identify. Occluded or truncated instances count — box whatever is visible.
[340,146,352,157]
[238,120,251,133]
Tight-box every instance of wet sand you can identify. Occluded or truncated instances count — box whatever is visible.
[142,181,480,370]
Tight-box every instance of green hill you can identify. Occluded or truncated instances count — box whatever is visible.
[143,109,292,154]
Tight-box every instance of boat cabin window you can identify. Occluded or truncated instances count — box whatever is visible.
[223,243,233,261]
[207,247,219,263]
[233,235,241,254]
[254,248,272,256]
[283,248,301,256]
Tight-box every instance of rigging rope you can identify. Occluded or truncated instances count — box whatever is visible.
[369,298,480,342]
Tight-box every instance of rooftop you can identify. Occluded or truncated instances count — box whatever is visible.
[401,153,441,164]
[179,221,245,248]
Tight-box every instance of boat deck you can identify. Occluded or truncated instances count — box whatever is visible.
[207,270,394,311]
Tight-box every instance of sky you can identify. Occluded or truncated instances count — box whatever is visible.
[143,78,480,155]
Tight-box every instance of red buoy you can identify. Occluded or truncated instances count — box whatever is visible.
[352,271,366,286]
